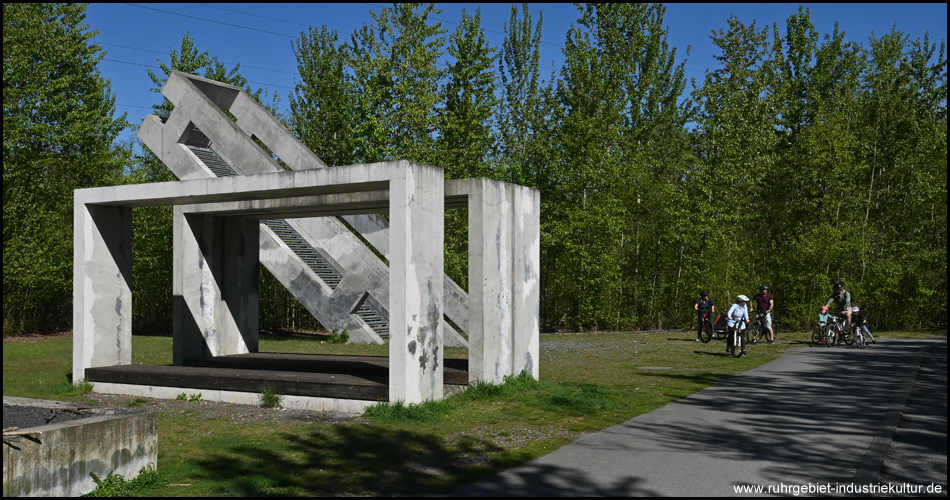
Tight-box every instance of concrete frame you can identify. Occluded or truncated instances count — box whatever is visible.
[74,162,444,403]
[74,163,540,404]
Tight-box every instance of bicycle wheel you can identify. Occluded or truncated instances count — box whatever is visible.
[701,321,713,343]
[731,330,744,358]
[844,328,854,345]
[812,330,822,344]
[856,333,867,349]
[826,328,836,348]
[747,322,760,344]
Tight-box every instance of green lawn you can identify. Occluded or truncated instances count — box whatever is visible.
[3,329,943,496]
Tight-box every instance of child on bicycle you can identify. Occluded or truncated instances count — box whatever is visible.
[851,306,876,344]
[818,305,833,344]
[725,295,750,356]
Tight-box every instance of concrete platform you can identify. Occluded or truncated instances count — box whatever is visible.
[84,353,469,405]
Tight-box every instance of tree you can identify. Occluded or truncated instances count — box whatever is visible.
[348,3,446,164]
[437,8,498,180]
[3,3,130,334]
[495,3,549,188]
[291,26,356,167]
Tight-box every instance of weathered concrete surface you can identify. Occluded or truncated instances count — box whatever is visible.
[137,71,468,346]
[446,179,541,384]
[173,212,260,365]
[2,397,157,498]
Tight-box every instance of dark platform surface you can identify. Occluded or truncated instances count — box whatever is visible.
[85,353,469,402]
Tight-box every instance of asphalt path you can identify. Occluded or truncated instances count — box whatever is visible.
[452,337,947,497]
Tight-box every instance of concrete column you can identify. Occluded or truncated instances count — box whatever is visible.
[73,203,133,382]
[511,185,541,379]
[467,178,514,384]
[173,209,259,365]
[388,162,444,403]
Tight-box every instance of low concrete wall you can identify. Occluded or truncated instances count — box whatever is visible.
[2,397,158,497]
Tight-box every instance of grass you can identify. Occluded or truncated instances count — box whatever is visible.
[3,328,944,496]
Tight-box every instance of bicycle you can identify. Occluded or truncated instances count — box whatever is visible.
[727,320,747,358]
[823,314,848,348]
[748,311,772,344]
[838,322,867,349]
[699,311,715,343]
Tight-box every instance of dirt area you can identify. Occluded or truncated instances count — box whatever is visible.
[78,392,360,426]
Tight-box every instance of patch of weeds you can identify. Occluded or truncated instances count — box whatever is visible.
[82,464,165,497]
[188,393,203,403]
[176,392,188,401]
[363,398,459,422]
[454,371,543,402]
[259,386,282,408]
[328,329,350,344]
[126,398,149,407]
[62,378,95,397]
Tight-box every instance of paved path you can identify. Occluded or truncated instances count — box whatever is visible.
[452,337,947,497]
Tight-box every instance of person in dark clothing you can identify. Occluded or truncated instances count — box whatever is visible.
[751,285,775,344]
[694,291,715,341]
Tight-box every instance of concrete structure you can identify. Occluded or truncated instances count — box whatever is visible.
[2,397,157,497]
[73,161,539,403]
[137,71,469,346]
[74,70,539,406]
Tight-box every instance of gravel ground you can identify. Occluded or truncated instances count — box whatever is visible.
[76,393,359,426]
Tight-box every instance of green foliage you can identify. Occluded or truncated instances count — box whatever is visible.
[83,465,165,497]
[70,379,94,396]
[3,3,131,335]
[188,393,203,403]
[454,371,543,402]
[363,398,459,422]
[328,329,350,344]
[177,392,188,401]
[259,387,282,408]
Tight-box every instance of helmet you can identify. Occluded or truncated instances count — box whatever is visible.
[852,306,860,312]
[834,283,844,291]
[737,295,749,302]
[821,305,829,313]
[760,285,768,290]
[700,291,708,297]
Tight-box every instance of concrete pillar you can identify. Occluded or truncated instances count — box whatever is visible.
[466,178,513,384]
[511,185,541,379]
[72,203,133,382]
[388,162,444,403]
[450,179,541,385]
[173,209,259,365]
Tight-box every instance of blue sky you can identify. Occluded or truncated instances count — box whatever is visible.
[85,3,947,146]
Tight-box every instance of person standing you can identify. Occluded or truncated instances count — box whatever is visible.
[751,285,775,344]
[694,291,715,341]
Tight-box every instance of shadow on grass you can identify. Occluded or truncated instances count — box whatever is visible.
[190,423,508,496]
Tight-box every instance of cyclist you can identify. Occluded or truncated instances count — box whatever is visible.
[818,305,833,344]
[725,295,750,356]
[751,285,774,344]
[694,291,715,341]
[851,306,876,344]
[826,283,852,331]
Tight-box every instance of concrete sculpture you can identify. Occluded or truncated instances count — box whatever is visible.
[73,72,539,405]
